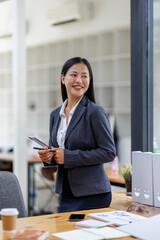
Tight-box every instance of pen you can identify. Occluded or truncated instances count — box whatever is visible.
[33,147,56,152]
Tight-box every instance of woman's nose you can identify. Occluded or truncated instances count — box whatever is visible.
[75,76,82,82]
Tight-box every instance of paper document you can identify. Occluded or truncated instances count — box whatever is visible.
[88,210,146,226]
[76,219,110,228]
[118,214,160,240]
[52,229,103,240]
[85,227,129,239]
[52,227,129,240]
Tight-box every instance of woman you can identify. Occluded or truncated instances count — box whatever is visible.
[38,57,116,213]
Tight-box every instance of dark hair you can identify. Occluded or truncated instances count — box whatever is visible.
[60,57,96,103]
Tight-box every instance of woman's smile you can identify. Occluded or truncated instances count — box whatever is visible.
[72,84,84,90]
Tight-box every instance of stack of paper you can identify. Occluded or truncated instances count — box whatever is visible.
[52,227,129,240]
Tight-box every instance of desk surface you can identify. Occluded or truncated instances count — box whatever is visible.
[0,153,13,162]
[0,153,42,164]
[1,191,160,240]
[104,167,125,185]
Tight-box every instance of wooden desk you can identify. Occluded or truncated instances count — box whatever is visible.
[1,191,160,240]
[104,167,125,185]
[0,208,134,240]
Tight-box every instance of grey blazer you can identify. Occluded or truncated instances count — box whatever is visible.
[45,95,116,197]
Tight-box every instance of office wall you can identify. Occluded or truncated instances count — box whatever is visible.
[0,0,130,52]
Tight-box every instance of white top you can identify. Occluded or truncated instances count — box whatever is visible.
[57,98,82,149]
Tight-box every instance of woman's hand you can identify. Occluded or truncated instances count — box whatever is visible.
[53,148,64,165]
[38,146,54,163]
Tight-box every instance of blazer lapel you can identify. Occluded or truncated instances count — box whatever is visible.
[65,96,88,143]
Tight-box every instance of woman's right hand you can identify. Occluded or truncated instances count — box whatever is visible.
[38,146,54,163]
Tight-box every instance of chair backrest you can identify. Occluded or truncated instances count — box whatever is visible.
[0,171,27,219]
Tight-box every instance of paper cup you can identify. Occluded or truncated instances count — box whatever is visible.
[0,208,19,233]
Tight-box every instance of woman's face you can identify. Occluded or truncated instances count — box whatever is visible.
[61,63,90,101]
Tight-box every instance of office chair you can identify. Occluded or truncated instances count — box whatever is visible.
[0,171,27,219]
[37,166,57,215]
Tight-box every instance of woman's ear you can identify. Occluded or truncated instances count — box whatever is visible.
[61,74,65,85]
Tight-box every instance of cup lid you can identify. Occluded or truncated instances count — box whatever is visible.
[0,208,19,216]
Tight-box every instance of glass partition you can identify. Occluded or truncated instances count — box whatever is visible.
[154,0,160,152]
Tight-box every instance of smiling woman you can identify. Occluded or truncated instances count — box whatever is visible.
[38,57,116,213]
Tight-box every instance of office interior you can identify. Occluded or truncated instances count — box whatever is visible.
[0,0,159,216]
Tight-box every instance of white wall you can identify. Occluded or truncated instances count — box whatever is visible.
[0,0,130,52]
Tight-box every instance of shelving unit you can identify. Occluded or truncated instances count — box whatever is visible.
[0,27,131,164]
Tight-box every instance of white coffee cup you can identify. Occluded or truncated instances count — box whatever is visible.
[0,208,19,233]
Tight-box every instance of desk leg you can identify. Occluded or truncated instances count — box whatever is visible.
[28,163,31,216]
[32,164,36,213]
[28,163,37,216]
[28,163,30,216]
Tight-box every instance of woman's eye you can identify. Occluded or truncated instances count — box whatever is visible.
[71,74,77,77]
[82,75,87,78]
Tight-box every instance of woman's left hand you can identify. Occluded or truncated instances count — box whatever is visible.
[53,148,64,164]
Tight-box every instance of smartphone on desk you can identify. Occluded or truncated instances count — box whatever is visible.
[68,214,85,221]
[28,136,55,152]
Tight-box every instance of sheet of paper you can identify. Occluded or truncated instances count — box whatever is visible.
[52,227,129,240]
[76,219,110,228]
[88,210,146,226]
[84,227,130,239]
[52,229,103,240]
[118,214,160,240]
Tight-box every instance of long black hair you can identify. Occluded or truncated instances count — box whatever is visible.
[60,57,96,103]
